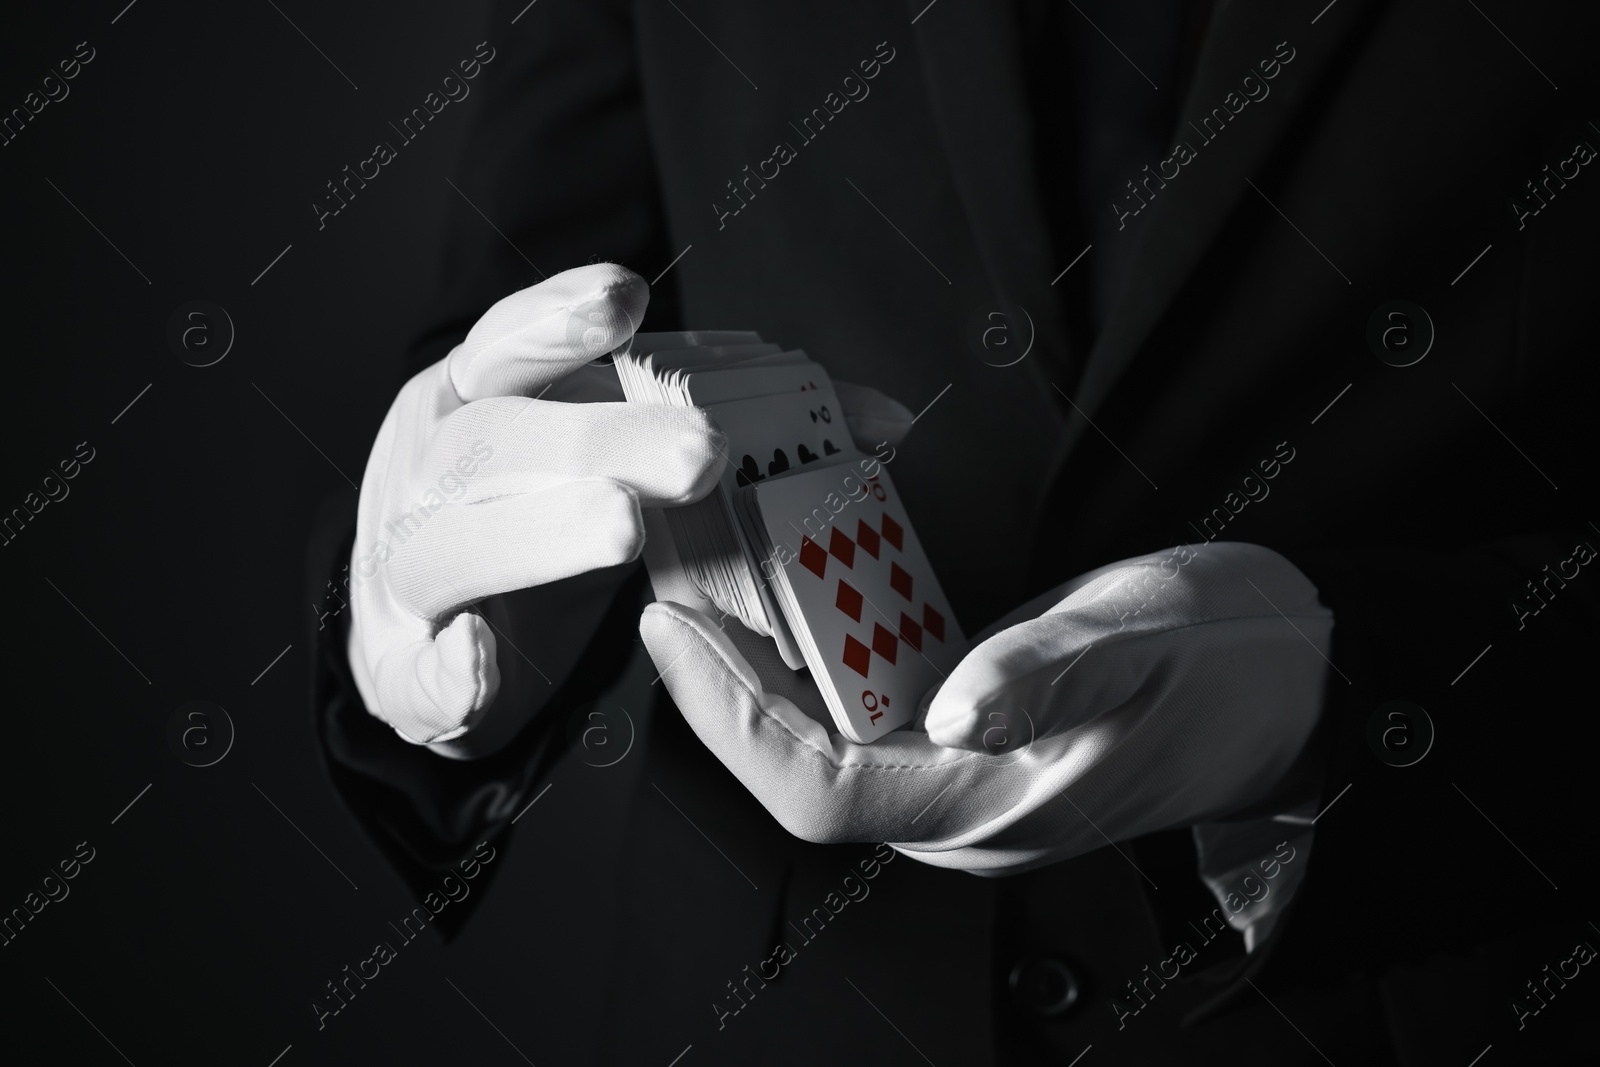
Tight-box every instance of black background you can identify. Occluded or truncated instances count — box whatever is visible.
[0,3,643,1063]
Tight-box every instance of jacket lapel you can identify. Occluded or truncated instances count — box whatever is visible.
[1054,0,1384,453]
[907,0,1075,388]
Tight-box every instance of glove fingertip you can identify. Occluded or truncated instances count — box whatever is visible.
[374,614,500,745]
[922,704,983,750]
[436,610,500,706]
[447,264,652,401]
[663,409,728,505]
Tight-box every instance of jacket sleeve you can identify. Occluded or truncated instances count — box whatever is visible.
[309,494,647,939]
[1194,177,1600,1015]
[307,0,674,936]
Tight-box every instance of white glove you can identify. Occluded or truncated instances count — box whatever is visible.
[639,541,1333,874]
[347,263,727,747]
[348,262,917,756]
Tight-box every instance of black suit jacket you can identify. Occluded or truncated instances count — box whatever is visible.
[312,0,1600,1062]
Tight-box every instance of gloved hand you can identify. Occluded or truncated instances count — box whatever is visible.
[639,541,1333,874]
[348,262,915,756]
[347,263,728,747]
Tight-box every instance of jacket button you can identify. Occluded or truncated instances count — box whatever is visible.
[1008,955,1082,1019]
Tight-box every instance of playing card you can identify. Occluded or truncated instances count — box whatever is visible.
[678,359,826,406]
[746,462,967,742]
[618,334,966,742]
[703,386,857,491]
[699,387,859,668]
[616,343,782,401]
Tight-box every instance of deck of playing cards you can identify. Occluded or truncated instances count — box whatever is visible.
[616,331,968,742]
